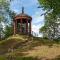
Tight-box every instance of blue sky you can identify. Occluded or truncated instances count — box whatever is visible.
[10,0,44,37]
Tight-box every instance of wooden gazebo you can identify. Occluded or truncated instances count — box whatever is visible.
[13,7,32,35]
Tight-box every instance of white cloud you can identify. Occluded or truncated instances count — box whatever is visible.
[32,25,39,33]
[32,11,44,37]
[32,24,43,37]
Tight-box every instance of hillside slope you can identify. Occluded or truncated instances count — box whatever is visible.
[0,34,33,55]
[0,35,60,60]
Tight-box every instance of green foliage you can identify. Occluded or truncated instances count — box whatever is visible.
[0,0,10,22]
[38,0,60,14]
[40,25,47,32]
[0,16,4,23]
[0,56,6,60]
[4,25,13,38]
[38,0,60,39]
[15,57,38,60]
[0,0,10,39]
[9,11,16,20]
[0,0,16,39]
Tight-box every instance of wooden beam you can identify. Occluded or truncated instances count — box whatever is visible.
[26,19,28,34]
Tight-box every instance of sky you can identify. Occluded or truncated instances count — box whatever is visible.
[10,0,44,37]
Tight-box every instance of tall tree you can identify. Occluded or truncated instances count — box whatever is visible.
[0,0,15,39]
[38,0,60,39]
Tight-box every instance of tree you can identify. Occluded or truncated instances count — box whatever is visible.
[38,0,60,15]
[0,0,9,39]
[0,0,16,39]
[3,11,16,39]
[4,24,13,38]
[40,12,59,39]
[38,0,60,39]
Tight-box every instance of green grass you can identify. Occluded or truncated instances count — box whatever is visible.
[15,57,37,60]
[0,55,60,60]
[0,56,7,60]
[0,35,60,55]
[0,35,60,60]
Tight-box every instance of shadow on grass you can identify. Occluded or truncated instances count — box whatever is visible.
[15,57,39,60]
[15,55,60,60]
[51,55,60,60]
[32,37,60,48]
[0,55,60,60]
[7,55,60,60]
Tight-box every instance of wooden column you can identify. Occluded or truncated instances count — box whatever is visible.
[29,20,31,34]
[15,20,17,34]
[20,18,22,33]
[26,19,28,34]
[20,19,21,33]
[13,21,16,35]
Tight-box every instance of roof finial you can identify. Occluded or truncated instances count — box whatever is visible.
[22,7,24,14]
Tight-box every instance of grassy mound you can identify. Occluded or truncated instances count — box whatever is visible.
[0,34,60,60]
[0,34,31,55]
[0,34,60,55]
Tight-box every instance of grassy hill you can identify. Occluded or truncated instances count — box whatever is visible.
[0,34,60,60]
